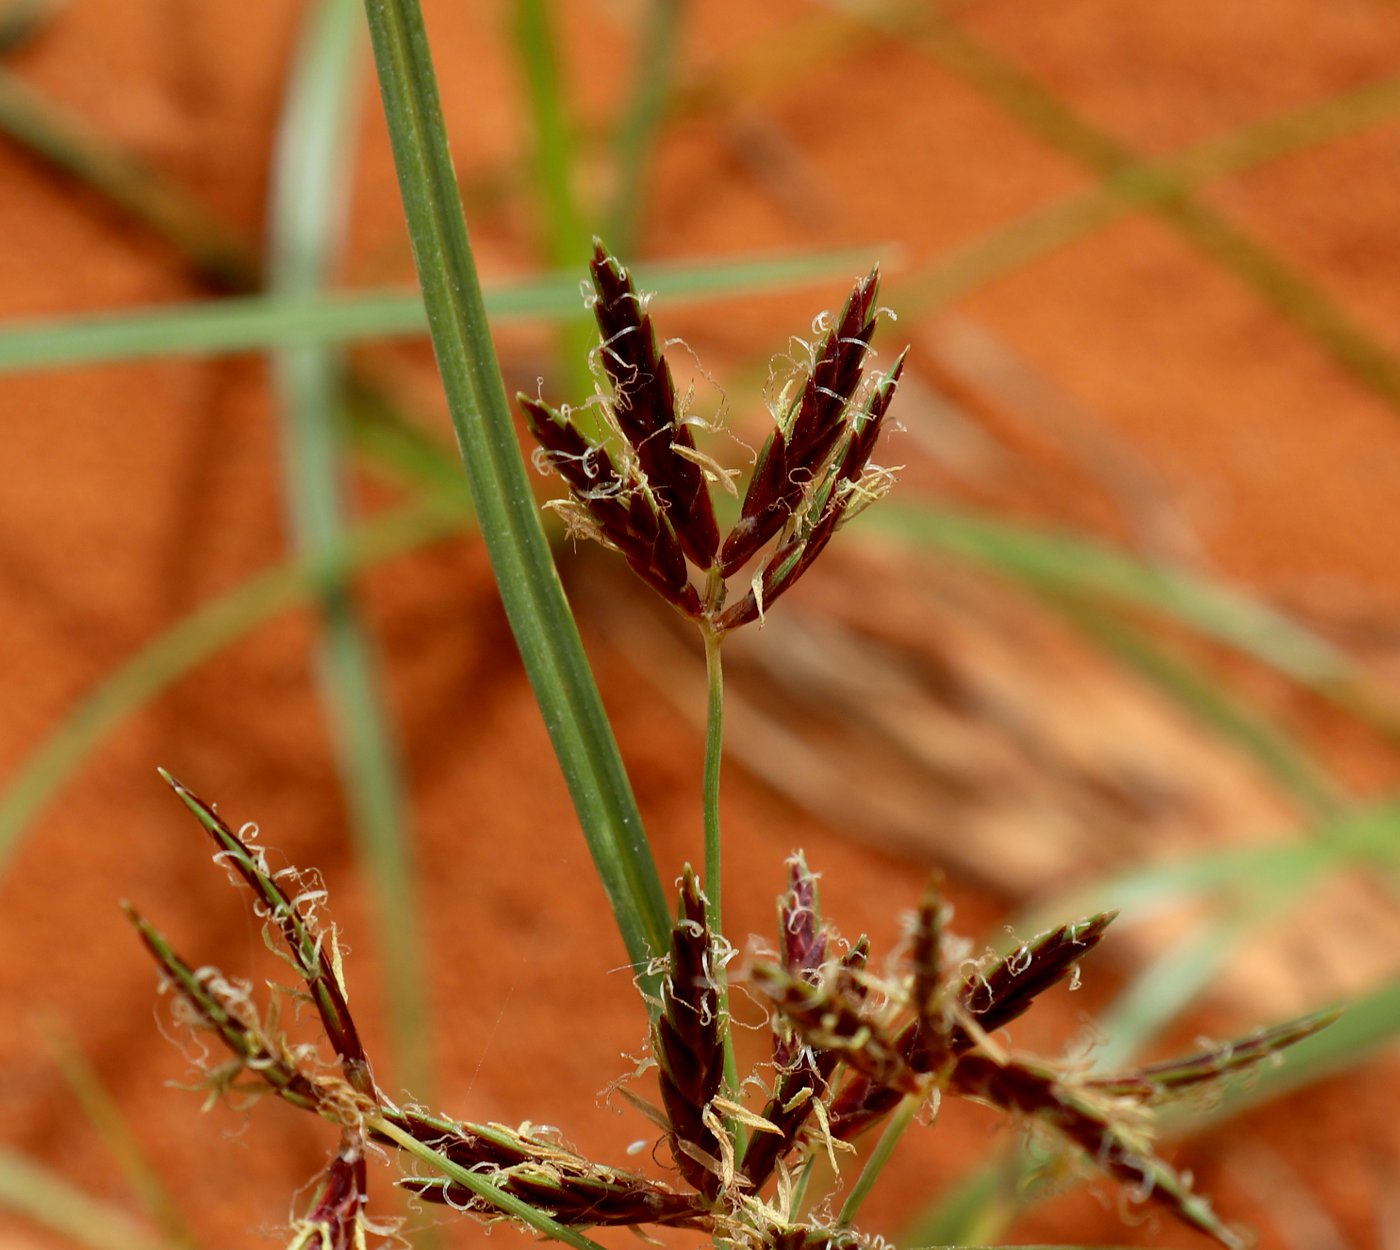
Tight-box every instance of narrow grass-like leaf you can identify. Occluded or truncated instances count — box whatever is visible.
[1038,800,1400,922]
[1092,887,1315,1073]
[513,0,585,269]
[896,70,1400,319]
[0,68,255,289]
[0,247,884,374]
[0,1,60,53]
[1049,593,1347,817]
[896,1147,1025,1249]
[362,0,672,983]
[836,1095,918,1229]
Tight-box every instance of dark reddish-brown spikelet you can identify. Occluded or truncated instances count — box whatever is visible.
[656,866,726,1199]
[296,1148,368,1250]
[125,903,326,1111]
[523,248,906,631]
[951,910,1116,1049]
[720,271,883,577]
[160,774,372,1093]
[716,350,906,632]
[951,1054,1246,1250]
[780,855,827,983]
[1084,1008,1339,1102]
[767,1226,864,1250]
[828,910,1116,1141]
[589,243,720,568]
[909,874,948,1073]
[751,959,917,1095]
[521,395,702,616]
[394,1111,710,1229]
[740,939,866,1191]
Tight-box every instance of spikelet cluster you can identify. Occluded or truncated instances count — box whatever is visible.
[132,785,1334,1250]
[521,242,906,633]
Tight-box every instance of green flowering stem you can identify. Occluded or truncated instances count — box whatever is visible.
[702,624,725,928]
[702,622,744,1150]
[837,1094,920,1228]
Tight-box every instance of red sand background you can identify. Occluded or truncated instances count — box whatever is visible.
[2,3,1400,1248]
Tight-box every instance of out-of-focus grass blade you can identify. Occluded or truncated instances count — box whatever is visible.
[1045,801,1400,921]
[0,68,255,290]
[363,0,673,988]
[0,0,61,54]
[0,1145,175,1250]
[513,0,585,269]
[347,379,477,500]
[0,502,461,876]
[0,246,886,373]
[511,0,593,400]
[1196,974,1400,1119]
[1094,896,1300,1071]
[868,505,1396,730]
[605,0,685,255]
[267,0,432,1093]
[1049,592,1347,817]
[896,69,1400,320]
[899,1145,1023,1249]
[873,6,1400,418]
[46,1032,199,1250]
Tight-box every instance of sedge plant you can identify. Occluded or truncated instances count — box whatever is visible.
[123,3,1342,1248]
[129,244,1336,1250]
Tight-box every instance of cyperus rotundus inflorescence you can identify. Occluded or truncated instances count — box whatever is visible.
[520,241,907,634]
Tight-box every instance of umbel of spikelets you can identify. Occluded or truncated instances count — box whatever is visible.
[745,872,1336,1250]
[128,779,715,1244]
[131,779,1338,1250]
[520,241,906,634]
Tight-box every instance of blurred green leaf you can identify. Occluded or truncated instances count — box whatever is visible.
[47,1032,198,1250]
[0,1145,175,1250]
[0,502,460,874]
[869,505,1393,726]
[0,246,887,373]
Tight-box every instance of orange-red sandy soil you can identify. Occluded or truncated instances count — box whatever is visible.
[3,3,1400,1249]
